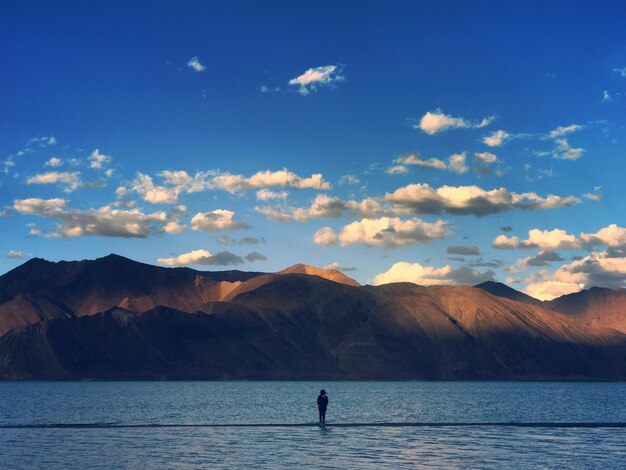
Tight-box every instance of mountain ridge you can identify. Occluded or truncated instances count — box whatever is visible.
[1,255,625,380]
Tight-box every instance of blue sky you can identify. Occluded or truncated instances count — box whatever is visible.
[1,0,625,299]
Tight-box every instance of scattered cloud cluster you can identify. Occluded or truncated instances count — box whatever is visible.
[385,183,580,217]
[256,183,581,223]
[525,249,626,300]
[493,225,626,251]
[124,168,330,204]
[13,198,181,238]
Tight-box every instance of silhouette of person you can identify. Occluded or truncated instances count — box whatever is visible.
[317,389,329,426]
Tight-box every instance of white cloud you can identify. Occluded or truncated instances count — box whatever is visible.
[494,225,626,251]
[474,152,498,164]
[89,149,112,170]
[549,124,583,139]
[392,152,468,174]
[323,262,357,272]
[385,183,580,217]
[127,174,180,204]
[256,189,288,201]
[14,198,66,214]
[313,217,448,248]
[157,249,244,266]
[7,250,24,259]
[187,56,206,72]
[602,90,612,103]
[191,209,250,232]
[386,165,409,175]
[583,193,602,202]
[256,194,394,223]
[447,153,468,174]
[288,65,343,95]
[27,136,57,147]
[215,169,330,192]
[373,261,494,286]
[45,157,62,167]
[482,130,511,147]
[524,248,626,300]
[312,226,339,245]
[396,153,446,170]
[258,183,582,222]
[492,234,521,249]
[416,109,494,135]
[579,224,626,248]
[26,171,82,192]
[126,169,330,204]
[13,198,178,238]
[552,138,584,160]
[164,221,185,234]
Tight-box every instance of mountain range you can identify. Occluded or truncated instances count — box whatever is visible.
[0,254,625,380]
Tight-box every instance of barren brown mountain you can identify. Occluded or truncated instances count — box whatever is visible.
[475,281,626,334]
[1,255,625,380]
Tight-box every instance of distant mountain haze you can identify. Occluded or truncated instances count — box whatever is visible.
[1,255,625,380]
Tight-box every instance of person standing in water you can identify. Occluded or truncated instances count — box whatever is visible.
[317,389,329,426]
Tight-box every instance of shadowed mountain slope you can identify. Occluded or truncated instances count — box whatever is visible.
[1,256,625,380]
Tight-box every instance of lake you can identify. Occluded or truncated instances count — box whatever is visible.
[1,381,625,468]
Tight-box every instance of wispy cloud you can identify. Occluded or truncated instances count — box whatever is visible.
[612,67,626,77]
[187,56,206,72]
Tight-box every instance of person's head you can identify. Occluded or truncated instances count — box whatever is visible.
[320,389,326,395]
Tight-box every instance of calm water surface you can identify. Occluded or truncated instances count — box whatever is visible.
[1,381,625,468]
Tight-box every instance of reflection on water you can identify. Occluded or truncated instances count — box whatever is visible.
[1,381,625,468]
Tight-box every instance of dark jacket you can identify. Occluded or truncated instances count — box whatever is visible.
[317,394,329,410]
